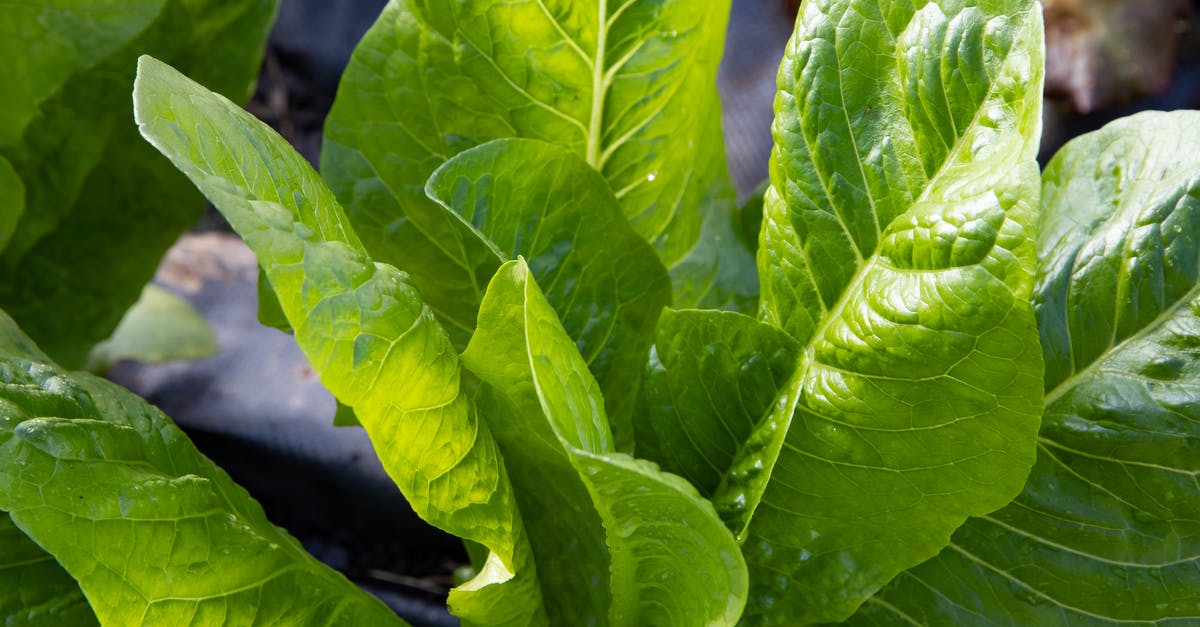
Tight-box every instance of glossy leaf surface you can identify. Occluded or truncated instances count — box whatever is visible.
[426,138,671,448]
[134,57,546,626]
[463,259,747,626]
[0,311,402,625]
[851,110,1200,626]
[321,0,756,326]
[724,1,1046,622]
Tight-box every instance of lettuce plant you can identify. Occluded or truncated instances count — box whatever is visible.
[1,0,1198,625]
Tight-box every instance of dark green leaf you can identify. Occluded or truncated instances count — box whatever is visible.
[0,515,95,626]
[0,0,278,368]
[0,156,20,252]
[0,0,161,145]
[637,308,798,496]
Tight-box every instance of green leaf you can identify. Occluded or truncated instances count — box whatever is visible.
[0,515,96,626]
[463,259,747,626]
[0,0,279,368]
[637,308,799,496]
[321,0,756,321]
[0,0,162,145]
[720,2,1046,623]
[0,156,21,252]
[739,180,769,256]
[425,137,671,450]
[257,266,293,333]
[0,310,403,625]
[849,110,1200,626]
[133,56,547,626]
[86,284,218,372]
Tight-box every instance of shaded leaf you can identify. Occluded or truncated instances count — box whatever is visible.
[637,308,798,496]
[0,0,278,368]
[87,284,218,372]
[0,515,95,626]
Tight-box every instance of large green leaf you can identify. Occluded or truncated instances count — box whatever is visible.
[719,2,1046,623]
[0,0,278,368]
[0,310,402,625]
[463,259,747,626]
[849,110,1200,625]
[0,0,161,145]
[0,515,95,626]
[321,0,756,328]
[134,57,547,626]
[425,137,671,449]
[637,308,799,496]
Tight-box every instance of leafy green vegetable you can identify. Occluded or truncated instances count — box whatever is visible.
[703,1,1047,623]
[0,0,160,145]
[463,258,747,625]
[425,137,671,449]
[133,56,546,625]
[850,110,1200,625]
[0,515,94,626]
[0,0,278,368]
[111,1,1200,625]
[0,310,403,625]
[320,0,756,336]
[638,308,799,496]
[134,50,749,625]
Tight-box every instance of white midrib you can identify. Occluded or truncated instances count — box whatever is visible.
[585,0,607,167]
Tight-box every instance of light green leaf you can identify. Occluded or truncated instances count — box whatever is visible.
[0,515,95,626]
[425,137,671,449]
[0,310,403,625]
[86,284,218,372]
[637,308,799,496]
[321,0,756,322]
[849,110,1200,626]
[721,2,1046,623]
[133,56,547,626]
[0,0,278,368]
[463,259,747,626]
